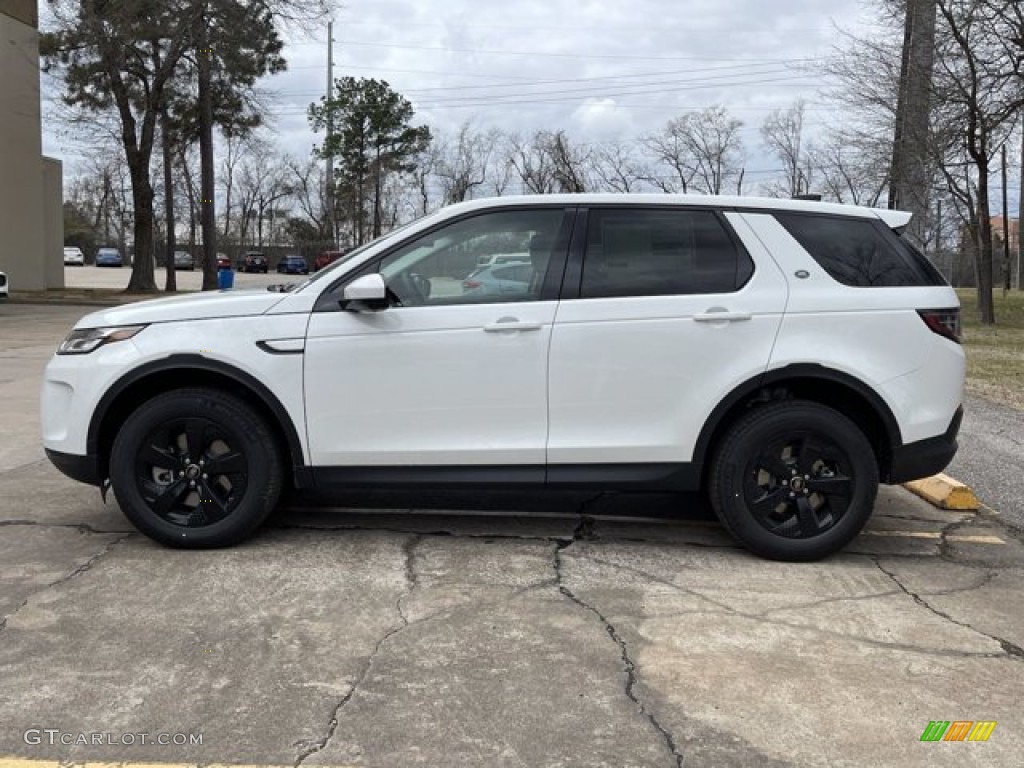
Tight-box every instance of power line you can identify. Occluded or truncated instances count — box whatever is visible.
[289,20,837,36]
[274,66,805,102]
[263,68,825,113]
[330,39,825,63]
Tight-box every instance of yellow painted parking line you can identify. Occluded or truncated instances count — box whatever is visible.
[946,534,1006,545]
[903,473,981,511]
[861,530,1005,544]
[0,761,358,768]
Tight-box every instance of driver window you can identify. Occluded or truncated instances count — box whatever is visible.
[376,209,566,306]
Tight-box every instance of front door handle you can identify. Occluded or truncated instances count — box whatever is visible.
[483,318,543,333]
[693,310,752,323]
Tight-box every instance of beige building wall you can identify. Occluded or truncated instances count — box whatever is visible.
[43,157,65,289]
[1,0,62,292]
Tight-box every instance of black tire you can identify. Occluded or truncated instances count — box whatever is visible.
[708,401,878,562]
[110,387,283,548]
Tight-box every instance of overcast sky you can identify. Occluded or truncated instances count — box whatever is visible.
[42,0,879,183]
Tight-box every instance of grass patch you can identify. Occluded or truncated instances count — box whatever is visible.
[956,288,1024,410]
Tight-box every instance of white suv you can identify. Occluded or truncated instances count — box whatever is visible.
[41,195,965,560]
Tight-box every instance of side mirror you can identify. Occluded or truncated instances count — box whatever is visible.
[340,273,388,312]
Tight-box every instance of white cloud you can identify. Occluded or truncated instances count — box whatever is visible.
[43,0,873,176]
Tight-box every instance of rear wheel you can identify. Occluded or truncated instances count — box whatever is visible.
[709,401,878,561]
[110,388,283,548]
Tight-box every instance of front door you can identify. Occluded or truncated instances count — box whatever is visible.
[304,207,575,472]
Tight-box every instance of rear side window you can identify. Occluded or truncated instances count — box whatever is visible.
[774,213,945,287]
[581,209,753,298]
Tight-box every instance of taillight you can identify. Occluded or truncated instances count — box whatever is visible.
[463,279,481,289]
[918,308,961,344]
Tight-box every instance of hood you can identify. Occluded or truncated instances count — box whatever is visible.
[75,289,289,329]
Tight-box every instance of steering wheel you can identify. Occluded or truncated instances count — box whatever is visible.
[387,272,428,306]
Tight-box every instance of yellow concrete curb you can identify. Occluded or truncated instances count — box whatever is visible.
[903,473,980,511]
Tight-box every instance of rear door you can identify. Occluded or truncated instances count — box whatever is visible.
[546,207,788,467]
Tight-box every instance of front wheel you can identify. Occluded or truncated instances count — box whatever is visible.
[110,388,283,548]
[708,401,878,561]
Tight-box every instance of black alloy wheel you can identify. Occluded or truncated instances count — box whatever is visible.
[134,416,249,529]
[110,388,282,548]
[709,401,878,561]
[744,432,854,539]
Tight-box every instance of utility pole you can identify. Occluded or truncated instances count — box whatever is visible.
[325,21,335,247]
[197,4,217,290]
[1002,144,1011,294]
[1019,118,1024,290]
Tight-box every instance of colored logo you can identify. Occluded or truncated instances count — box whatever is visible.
[920,721,996,742]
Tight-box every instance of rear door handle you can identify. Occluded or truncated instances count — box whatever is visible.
[483,319,543,333]
[693,310,752,323]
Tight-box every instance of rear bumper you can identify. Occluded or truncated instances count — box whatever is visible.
[45,448,102,486]
[887,406,962,483]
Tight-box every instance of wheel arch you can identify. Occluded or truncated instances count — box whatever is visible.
[88,355,311,488]
[695,364,903,483]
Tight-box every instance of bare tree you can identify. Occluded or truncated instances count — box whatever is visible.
[684,107,745,195]
[641,107,744,195]
[811,130,890,206]
[546,131,592,192]
[505,132,558,193]
[285,156,332,242]
[435,123,498,204]
[591,141,647,192]
[932,0,1024,323]
[640,120,697,192]
[761,100,813,198]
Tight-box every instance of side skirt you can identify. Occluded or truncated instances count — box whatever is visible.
[311,463,700,492]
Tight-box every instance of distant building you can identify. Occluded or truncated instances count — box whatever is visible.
[0,0,63,291]
[990,216,1020,253]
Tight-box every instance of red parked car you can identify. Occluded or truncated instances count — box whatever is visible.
[314,250,345,271]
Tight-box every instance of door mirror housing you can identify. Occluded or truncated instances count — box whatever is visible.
[340,273,389,312]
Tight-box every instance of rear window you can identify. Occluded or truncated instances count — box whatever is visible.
[581,208,753,298]
[774,213,945,287]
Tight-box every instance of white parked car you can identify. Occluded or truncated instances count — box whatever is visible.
[63,246,85,266]
[41,195,965,560]
[0,270,7,300]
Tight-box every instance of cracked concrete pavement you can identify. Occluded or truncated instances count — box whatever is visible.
[1,302,1023,767]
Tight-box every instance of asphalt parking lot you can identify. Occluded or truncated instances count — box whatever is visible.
[1,299,1023,767]
[62,263,299,292]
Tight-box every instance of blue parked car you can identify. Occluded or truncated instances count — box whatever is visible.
[276,255,309,275]
[96,247,123,267]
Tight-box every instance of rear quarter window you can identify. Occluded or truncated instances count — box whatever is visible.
[774,212,946,287]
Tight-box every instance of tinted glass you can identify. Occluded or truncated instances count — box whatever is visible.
[580,209,749,298]
[774,213,943,287]
[377,209,567,306]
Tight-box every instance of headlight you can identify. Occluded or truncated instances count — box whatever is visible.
[57,325,146,355]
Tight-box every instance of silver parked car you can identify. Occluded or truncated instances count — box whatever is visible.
[172,251,194,271]
[461,262,534,297]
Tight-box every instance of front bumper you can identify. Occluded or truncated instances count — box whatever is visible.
[45,448,102,486]
[887,406,962,483]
